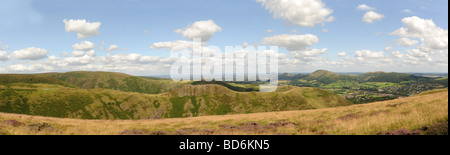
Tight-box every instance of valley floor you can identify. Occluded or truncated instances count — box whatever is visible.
[0,89,448,135]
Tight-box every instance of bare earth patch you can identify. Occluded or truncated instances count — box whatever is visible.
[2,120,25,127]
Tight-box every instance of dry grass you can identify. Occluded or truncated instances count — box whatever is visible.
[0,89,447,135]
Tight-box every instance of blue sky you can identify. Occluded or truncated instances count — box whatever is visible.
[0,0,448,75]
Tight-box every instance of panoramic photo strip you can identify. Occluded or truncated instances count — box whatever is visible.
[0,0,448,152]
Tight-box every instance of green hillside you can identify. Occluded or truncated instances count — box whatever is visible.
[361,72,429,83]
[47,71,176,94]
[303,70,358,84]
[0,88,446,135]
[0,83,351,120]
[191,80,259,92]
[0,74,75,88]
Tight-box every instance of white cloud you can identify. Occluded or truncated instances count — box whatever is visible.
[385,46,393,51]
[86,50,96,57]
[266,29,275,33]
[322,29,329,33]
[290,48,327,60]
[261,34,319,51]
[107,53,142,62]
[72,41,95,51]
[291,30,301,34]
[0,42,9,51]
[402,9,412,14]
[61,51,69,57]
[394,38,419,46]
[139,56,160,63]
[337,52,346,57]
[0,51,9,61]
[71,51,85,57]
[8,64,53,72]
[357,4,376,11]
[174,20,222,42]
[108,45,119,52]
[392,51,404,58]
[150,40,205,50]
[261,34,325,63]
[98,44,126,52]
[363,11,385,23]
[389,16,448,69]
[355,50,385,59]
[63,19,101,38]
[257,0,334,27]
[325,16,335,23]
[391,16,448,50]
[405,48,432,64]
[11,47,49,60]
[0,52,177,75]
[64,55,96,66]
[242,42,249,48]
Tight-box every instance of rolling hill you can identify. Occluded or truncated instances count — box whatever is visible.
[0,82,351,119]
[0,74,75,88]
[303,70,359,84]
[0,89,447,135]
[1,72,181,94]
[360,71,430,83]
[284,70,436,84]
[47,71,177,94]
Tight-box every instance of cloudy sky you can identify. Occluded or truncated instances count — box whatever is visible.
[0,0,448,75]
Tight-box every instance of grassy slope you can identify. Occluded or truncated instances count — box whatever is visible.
[0,74,75,88]
[47,71,176,94]
[360,71,429,83]
[0,72,181,94]
[0,89,447,135]
[0,83,351,120]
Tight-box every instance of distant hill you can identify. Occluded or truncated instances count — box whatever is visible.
[0,72,179,94]
[303,70,358,84]
[47,71,175,94]
[0,74,75,88]
[191,80,259,92]
[0,83,351,119]
[287,70,437,84]
[360,72,430,83]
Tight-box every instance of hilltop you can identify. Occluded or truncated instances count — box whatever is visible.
[360,71,430,83]
[304,70,358,84]
[47,71,178,94]
[0,89,447,135]
[1,71,178,94]
[0,74,75,88]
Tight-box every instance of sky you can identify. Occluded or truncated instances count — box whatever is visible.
[0,0,448,76]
